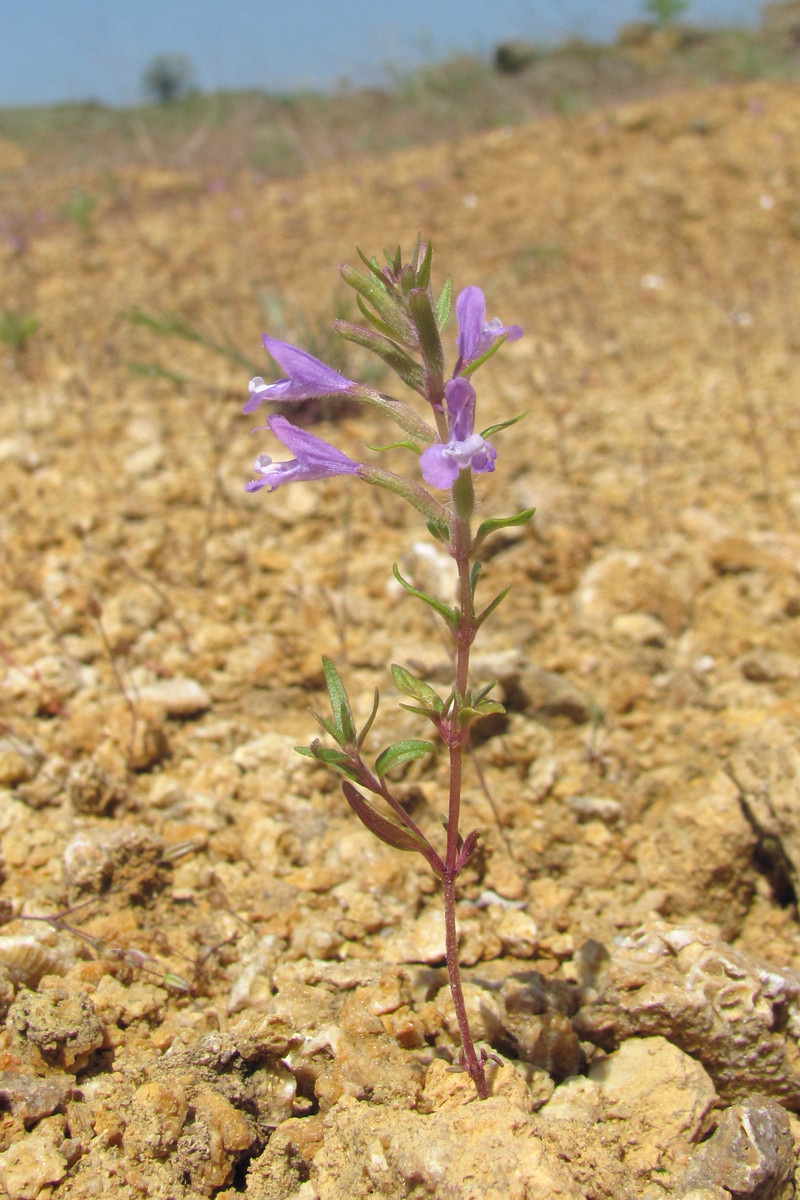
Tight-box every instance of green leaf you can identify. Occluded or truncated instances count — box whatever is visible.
[408,288,444,382]
[392,564,458,629]
[458,699,505,725]
[333,319,424,390]
[460,331,508,376]
[476,585,511,628]
[470,561,482,595]
[357,688,380,750]
[426,517,452,544]
[365,439,422,454]
[342,781,430,854]
[472,680,498,705]
[474,508,535,546]
[309,709,345,745]
[322,656,357,746]
[357,248,394,290]
[341,262,415,343]
[295,743,361,781]
[391,664,445,714]
[398,702,444,722]
[375,739,436,778]
[481,410,529,439]
[435,276,452,329]
[415,241,433,290]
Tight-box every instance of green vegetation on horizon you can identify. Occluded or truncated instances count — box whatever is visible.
[0,18,797,179]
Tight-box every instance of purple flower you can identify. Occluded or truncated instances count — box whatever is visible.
[246,415,360,492]
[419,378,497,490]
[456,286,522,365]
[244,335,357,414]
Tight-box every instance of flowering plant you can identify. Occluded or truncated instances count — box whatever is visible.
[243,241,528,1098]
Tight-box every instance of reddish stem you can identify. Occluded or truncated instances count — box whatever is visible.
[440,506,488,1099]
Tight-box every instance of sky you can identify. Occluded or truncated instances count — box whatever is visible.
[0,0,765,109]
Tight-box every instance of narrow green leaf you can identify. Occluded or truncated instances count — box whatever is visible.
[375,739,436,779]
[392,564,458,628]
[426,517,452,544]
[399,702,445,722]
[342,261,415,342]
[408,288,444,382]
[357,248,393,290]
[333,319,424,389]
[470,561,482,595]
[357,688,380,750]
[310,709,346,747]
[472,680,498,705]
[481,410,529,439]
[475,585,511,629]
[342,781,429,854]
[460,331,508,376]
[391,663,445,713]
[458,700,505,725]
[365,439,422,454]
[323,656,357,746]
[295,743,361,781]
[416,241,433,290]
[474,508,535,546]
[435,276,452,329]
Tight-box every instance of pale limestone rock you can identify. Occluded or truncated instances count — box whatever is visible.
[576,920,800,1106]
[304,1095,585,1199]
[139,675,211,716]
[729,717,800,895]
[575,548,699,636]
[634,770,756,937]
[0,1125,68,1200]
[589,1036,716,1148]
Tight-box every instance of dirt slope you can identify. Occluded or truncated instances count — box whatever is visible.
[1,80,800,1198]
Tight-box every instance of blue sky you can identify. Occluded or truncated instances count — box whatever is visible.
[1,0,764,108]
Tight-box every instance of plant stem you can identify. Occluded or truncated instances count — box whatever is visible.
[441,491,488,1098]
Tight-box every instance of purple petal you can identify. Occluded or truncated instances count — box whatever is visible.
[444,377,476,441]
[456,287,486,363]
[243,336,356,413]
[420,444,461,490]
[246,416,360,492]
[268,415,359,473]
[455,286,523,364]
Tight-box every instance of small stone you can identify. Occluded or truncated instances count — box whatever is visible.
[493,908,539,958]
[0,1071,71,1126]
[0,1126,68,1200]
[611,612,668,646]
[0,934,78,989]
[589,1036,716,1146]
[139,676,211,717]
[380,907,446,965]
[125,1079,188,1158]
[0,742,37,788]
[8,988,104,1071]
[62,824,166,898]
[680,1096,794,1198]
[564,795,622,824]
[66,756,128,815]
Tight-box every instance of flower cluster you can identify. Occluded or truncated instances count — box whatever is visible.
[243,266,521,496]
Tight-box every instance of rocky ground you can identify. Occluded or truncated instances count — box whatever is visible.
[1,78,800,1198]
